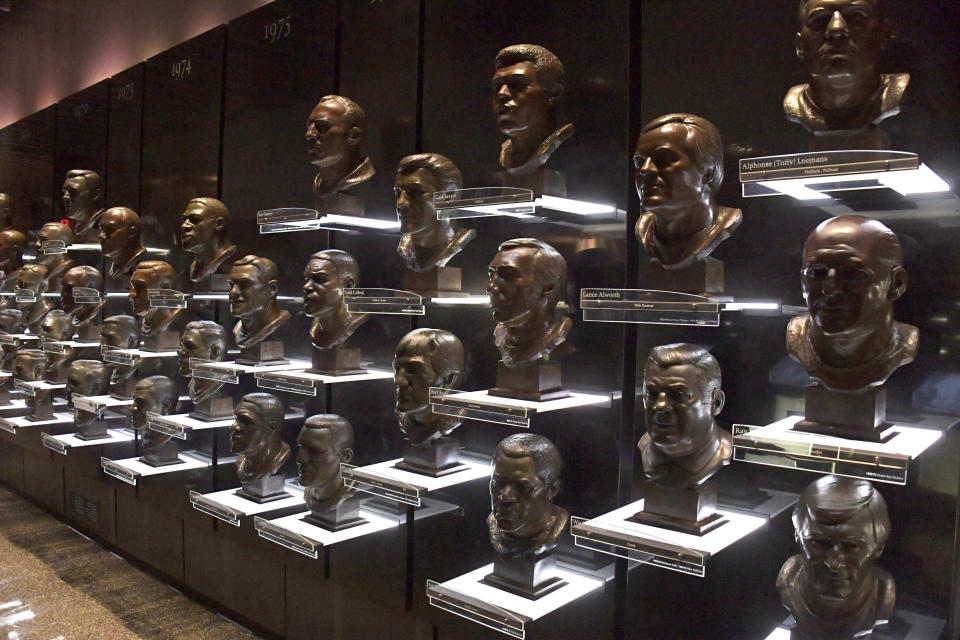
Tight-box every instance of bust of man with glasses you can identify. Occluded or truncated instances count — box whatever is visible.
[637,343,730,490]
[788,215,917,392]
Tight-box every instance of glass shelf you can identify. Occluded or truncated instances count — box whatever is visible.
[189,484,305,527]
[739,150,950,201]
[254,367,393,397]
[581,289,781,326]
[341,457,491,507]
[257,208,400,234]
[42,428,134,455]
[253,506,399,559]
[732,416,943,485]
[570,500,766,577]
[101,452,210,486]
[0,411,73,434]
[430,388,614,428]
[427,563,604,639]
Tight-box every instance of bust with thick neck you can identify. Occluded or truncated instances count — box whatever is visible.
[395,153,475,273]
[129,261,183,338]
[488,433,567,561]
[62,169,105,241]
[61,266,105,330]
[305,95,375,205]
[492,44,574,176]
[177,321,228,404]
[39,310,76,378]
[302,250,368,350]
[228,255,290,348]
[99,206,146,280]
[778,475,894,640]
[229,393,291,483]
[487,238,571,366]
[788,215,917,392]
[100,315,140,383]
[131,375,177,452]
[0,229,27,294]
[15,264,54,333]
[179,197,237,283]
[637,343,731,490]
[393,328,465,445]
[634,114,741,270]
[786,0,907,134]
[297,414,355,515]
[33,222,76,290]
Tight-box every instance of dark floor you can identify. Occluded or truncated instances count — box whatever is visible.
[0,485,260,640]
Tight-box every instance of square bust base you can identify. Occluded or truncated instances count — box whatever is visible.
[403,266,464,297]
[189,395,234,422]
[140,440,182,467]
[236,474,288,504]
[638,256,724,296]
[235,341,288,367]
[302,496,367,532]
[489,361,570,402]
[307,347,366,376]
[482,554,567,601]
[142,331,180,353]
[796,384,893,443]
[394,437,466,478]
[626,482,727,536]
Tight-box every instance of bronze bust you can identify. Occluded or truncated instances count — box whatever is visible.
[13,348,45,382]
[100,315,140,386]
[0,193,13,230]
[99,206,146,281]
[61,266,105,333]
[15,264,55,334]
[485,433,568,598]
[296,414,358,522]
[129,261,183,338]
[62,169,105,242]
[788,215,916,392]
[492,44,574,177]
[33,222,76,290]
[634,114,741,270]
[0,309,24,372]
[785,0,907,135]
[230,392,291,483]
[179,197,237,284]
[131,375,179,464]
[303,250,368,349]
[778,475,894,640]
[487,238,570,366]
[228,255,291,349]
[305,95,375,210]
[638,343,730,490]
[15,348,52,420]
[393,328,465,445]
[39,310,76,381]
[395,154,475,273]
[488,433,567,559]
[65,359,109,407]
[0,229,27,292]
[178,320,228,406]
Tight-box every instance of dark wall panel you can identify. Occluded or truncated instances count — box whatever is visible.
[141,26,225,249]
[54,80,109,219]
[0,106,56,231]
[107,63,145,211]
[221,0,337,290]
